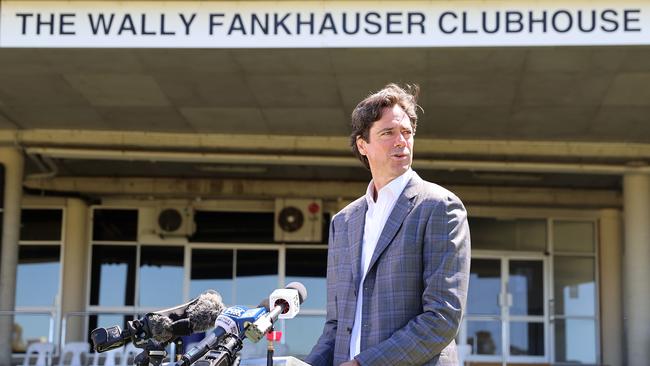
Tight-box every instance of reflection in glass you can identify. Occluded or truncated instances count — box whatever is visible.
[235,250,278,306]
[16,246,60,307]
[20,209,63,241]
[510,322,544,356]
[286,249,327,309]
[466,321,501,355]
[139,246,184,307]
[467,259,500,315]
[281,315,327,357]
[92,209,138,241]
[553,221,594,253]
[90,245,136,306]
[554,257,595,316]
[12,314,52,352]
[469,218,546,251]
[555,318,596,364]
[190,249,234,305]
[509,261,543,316]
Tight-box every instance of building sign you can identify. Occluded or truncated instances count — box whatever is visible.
[1,1,649,48]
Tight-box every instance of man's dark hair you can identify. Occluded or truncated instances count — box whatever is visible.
[350,83,420,170]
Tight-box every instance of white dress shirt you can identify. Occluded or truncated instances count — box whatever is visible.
[349,169,414,360]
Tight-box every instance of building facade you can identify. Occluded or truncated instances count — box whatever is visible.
[1,1,650,365]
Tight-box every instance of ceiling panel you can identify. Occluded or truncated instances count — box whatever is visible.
[96,106,191,132]
[247,74,341,107]
[64,74,171,107]
[156,72,255,108]
[181,107,267,133]
[518,72,613,106]
[603,73,650,106]
[4,106,106,130]
[0,74,89,106]
[262,107,348,136]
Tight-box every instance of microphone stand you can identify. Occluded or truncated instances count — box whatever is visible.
[133,339,169,366]
[194,333,243,366]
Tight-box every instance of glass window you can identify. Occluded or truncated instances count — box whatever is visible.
[286,249,327,309]
[93,209,138,241]
[469,218,546,251]
[281,315,327,357]
[16,245,60,307]
[139,246,184,308]
[190,249,234,304]
[509,321,544,356]
[90,245,136,306]
[467,259,501,316]
[13,314,53,352]
[554,257,595,316]
[554,318,597,364]
[20,209,63,241]
[466,320,501,355]
[509,260,544,316]
[235,250,278,306]
[553,221,595,253]
[192,211,274,243]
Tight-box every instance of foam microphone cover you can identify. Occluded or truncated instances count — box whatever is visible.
[187,290,225,332]
[148,313,174,342]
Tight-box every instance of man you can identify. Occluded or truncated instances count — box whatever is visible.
[305,84,470,366]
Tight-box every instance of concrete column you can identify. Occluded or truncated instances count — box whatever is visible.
[0,147,24,366]
[60,198,89,343]
[599,209,623,366]
[622,173,650,366]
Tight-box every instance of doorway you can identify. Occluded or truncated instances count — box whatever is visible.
[462,254,549,365]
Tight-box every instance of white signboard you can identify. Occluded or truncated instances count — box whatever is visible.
[1,1,649,48]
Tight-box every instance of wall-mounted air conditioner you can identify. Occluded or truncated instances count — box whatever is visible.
[274,198,323,243]
[138,205,195,244]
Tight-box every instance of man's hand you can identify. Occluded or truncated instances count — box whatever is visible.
[340,360,360,366]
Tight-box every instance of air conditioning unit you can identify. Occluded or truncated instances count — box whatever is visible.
[138,206,196,244]
[274,198,323,243]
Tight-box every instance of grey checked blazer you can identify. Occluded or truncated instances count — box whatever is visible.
[305,172,470,366]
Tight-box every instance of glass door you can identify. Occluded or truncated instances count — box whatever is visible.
[463,255,548,364]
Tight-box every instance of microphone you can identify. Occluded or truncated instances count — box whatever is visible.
[245,282,307,343]
[144,290,225,342]
[90,290,225,352]
[175,305,268,366]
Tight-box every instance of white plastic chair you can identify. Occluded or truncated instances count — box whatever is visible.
[58,342,89,366]
[91,348,121,366]
[22,342,55,366]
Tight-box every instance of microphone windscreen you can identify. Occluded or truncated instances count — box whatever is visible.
[187,290,225,332]
[258,299,270,311]
[285,282,307,304]
[148,313,174,342]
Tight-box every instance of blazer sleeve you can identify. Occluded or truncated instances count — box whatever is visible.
[304,220,339,366]
[355,193,471,366]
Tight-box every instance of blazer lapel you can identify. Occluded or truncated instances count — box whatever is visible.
[367,174,420,273]
[348,200,367,295]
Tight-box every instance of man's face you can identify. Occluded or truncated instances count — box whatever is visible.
[356,104,414,188]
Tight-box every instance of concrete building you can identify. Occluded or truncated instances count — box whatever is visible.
[1,1,649,365]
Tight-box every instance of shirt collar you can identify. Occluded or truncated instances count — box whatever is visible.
[365,168,414,205]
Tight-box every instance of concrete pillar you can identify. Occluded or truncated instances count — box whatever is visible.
[599,209,623,366]
[60,198,89,343]
[0,147,24,366]
[622,173,650,366]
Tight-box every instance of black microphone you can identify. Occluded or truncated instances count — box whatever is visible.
[175,305,268,366]
[90,290,225,352]
[144,290,225,342]
[245,282,307,342]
